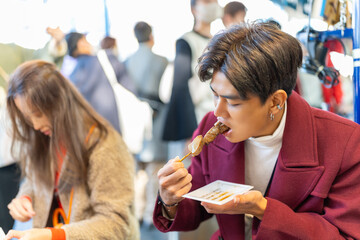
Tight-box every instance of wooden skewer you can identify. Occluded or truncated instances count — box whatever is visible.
[180,152,191,162]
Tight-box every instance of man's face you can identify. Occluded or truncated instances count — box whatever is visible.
[210,71,274,143]
[77,36,93,56]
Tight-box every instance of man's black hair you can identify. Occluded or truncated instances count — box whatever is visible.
[134,21,152,43]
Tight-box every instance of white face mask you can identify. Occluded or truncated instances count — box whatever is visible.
[195,2,223,24]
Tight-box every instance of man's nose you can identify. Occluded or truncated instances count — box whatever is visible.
[214,97,227,118]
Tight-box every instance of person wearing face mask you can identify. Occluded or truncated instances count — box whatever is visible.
[162,0,223,155]
[64,32,136,134]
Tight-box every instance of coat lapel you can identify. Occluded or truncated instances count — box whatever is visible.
[208,136,245,184]
[33,173,53,227]
[267,92,325,209]
[207,136,246,240]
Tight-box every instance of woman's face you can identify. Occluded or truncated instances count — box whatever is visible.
[14,95,52,136]
[210,71,275,143]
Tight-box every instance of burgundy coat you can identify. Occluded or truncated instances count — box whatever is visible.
[154,92,360,239]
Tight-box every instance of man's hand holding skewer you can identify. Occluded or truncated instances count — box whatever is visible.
[157,157,193,218]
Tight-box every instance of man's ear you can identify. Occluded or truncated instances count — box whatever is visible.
[148,34,154,46]
[270,90,287,114]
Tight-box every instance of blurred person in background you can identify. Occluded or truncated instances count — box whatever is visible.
[65,32,136,134]
[0,27,66,233]
[5,60,139,240]
[266,18,282,30]
[124,21,168,228]
[0,27,66,92]
[222,1,247,28]
[162,0,223,158]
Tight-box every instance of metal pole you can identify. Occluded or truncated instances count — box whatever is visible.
[104,0,110,36]
[353,0,360,123]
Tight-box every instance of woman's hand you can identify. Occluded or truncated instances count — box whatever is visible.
[5,229,51,240]
[7,197,35,222]
[201,190,268,220]
[158,157,193,206]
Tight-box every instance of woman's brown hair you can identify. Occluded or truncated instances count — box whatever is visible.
[7,60,108,186]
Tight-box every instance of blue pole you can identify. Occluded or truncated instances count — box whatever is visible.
[320,0,327,17]
[104,0,110,36]
[353,0,360,123]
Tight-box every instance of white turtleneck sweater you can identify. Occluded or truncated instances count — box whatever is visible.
[244,102,287,240]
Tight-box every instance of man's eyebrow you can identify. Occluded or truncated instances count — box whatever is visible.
[209,84,241,100]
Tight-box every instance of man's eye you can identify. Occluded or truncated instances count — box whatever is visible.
[228,102,240,107]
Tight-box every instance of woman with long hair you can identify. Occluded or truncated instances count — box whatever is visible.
[5,60,139,240]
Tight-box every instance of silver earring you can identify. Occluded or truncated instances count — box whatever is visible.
[270,112,274,121]
[277,104,283,110]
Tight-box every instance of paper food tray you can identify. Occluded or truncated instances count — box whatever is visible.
[183,180,253,205]
[0,227,5,240]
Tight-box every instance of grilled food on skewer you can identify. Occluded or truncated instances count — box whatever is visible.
[187,120,230,157]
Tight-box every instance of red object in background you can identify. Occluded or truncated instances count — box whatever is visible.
[322,39,344,113]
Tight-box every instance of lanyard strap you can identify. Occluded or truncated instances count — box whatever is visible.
[85,124,96,143]
[53,188,74,226]
[53,124,96,228]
